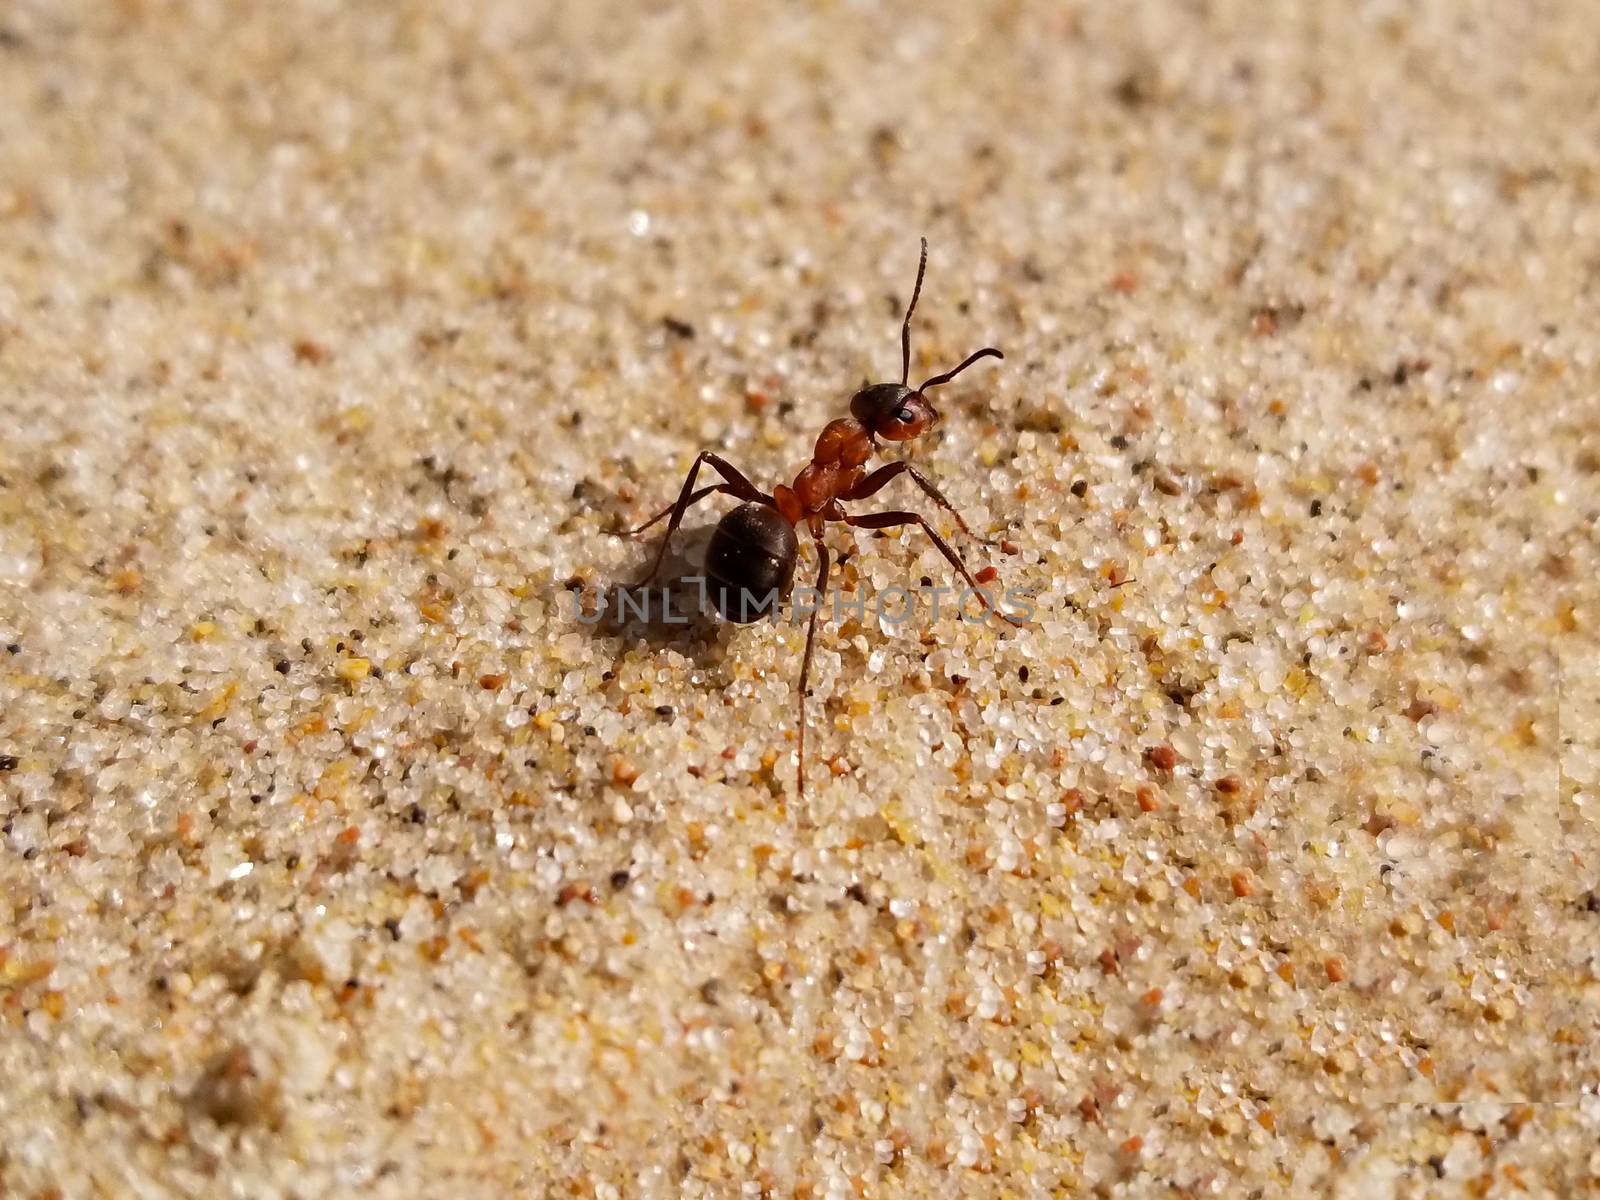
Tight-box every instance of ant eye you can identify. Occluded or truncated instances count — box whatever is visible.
[894,408,916,424]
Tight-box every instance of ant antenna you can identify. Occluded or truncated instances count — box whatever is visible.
[919,346,1004,392]
[901,237,928,386]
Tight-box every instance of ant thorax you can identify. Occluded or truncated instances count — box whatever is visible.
[784,419,872,518]
[812,418,874,470]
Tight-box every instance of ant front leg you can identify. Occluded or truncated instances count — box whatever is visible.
[629,452,770,585]
[843,461,1001,546]
[845,509,1026,627]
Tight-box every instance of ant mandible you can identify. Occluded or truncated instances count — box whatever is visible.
[626,238,1024,799]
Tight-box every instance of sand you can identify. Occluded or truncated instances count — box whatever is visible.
[2,2,1598,1196]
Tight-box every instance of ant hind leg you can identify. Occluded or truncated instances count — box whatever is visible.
[630,452,771,585]
[626,484,725,537]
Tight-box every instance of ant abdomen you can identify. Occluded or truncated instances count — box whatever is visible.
[705,502,798,623]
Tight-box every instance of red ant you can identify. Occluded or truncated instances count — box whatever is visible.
[627,238,1024,798]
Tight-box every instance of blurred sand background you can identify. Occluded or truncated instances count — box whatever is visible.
[2,1,1599,1196]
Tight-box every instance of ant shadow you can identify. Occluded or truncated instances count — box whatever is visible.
[571,522,734,661]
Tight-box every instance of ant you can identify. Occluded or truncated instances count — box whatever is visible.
[626,238,1024,799]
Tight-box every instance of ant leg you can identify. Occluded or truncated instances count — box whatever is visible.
[632,452,770,584]
[626,485,726,536]
[843,462,1001,546]
[845,509,1026,627]
[796,542,844,801]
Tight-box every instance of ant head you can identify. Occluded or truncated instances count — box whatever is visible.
[862,236,1002,443]
[851,383,937,441]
